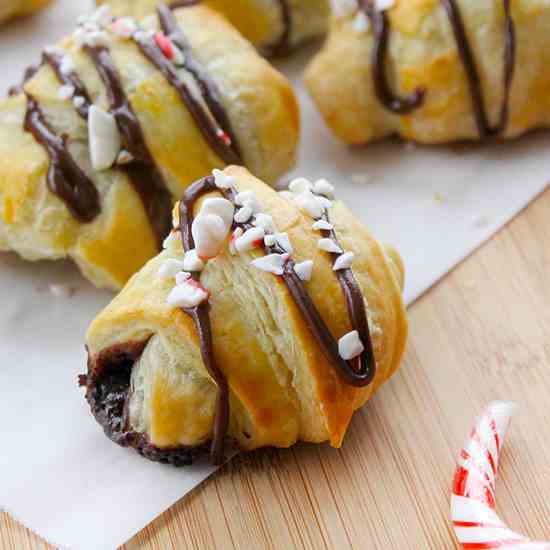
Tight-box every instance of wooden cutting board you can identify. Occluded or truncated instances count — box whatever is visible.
[3,186,550,550]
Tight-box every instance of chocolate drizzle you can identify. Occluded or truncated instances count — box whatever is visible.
[262,0,293,57]
[136,4,241,165]
[360,0,516,135]
[24,94,100,222]
[84,44,172,248]
[441,0,516,137]
[177,176,376,463]
[361,1,425,114]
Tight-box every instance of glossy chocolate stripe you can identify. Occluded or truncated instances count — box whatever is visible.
[157,3,242,163]
[84,44,172,248]
[361,1,425,115]
[178,175,229,465]
[24,94,100,222]
[262,0,292,57]
[42,50,92,119]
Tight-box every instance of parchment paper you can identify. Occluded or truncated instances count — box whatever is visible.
[1,2,549,548]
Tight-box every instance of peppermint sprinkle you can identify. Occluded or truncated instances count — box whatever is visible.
[59,55,75,76]
[264,234,277,247]
[235,227,265,253]
[330,0,357,18]
[57,84,75,101]
[175,271,191,285]
[376,0,395,10]
[274,233,293,254]
[333,251,354,271]
[294,190,325,219]
[312,178,335,199]
[212,168,235,190]
[154,31,175,60]
[73,96,86,109]
[312,219,334,231]
[251,253,289,275]
[88,105,121,171]
[216,128,231,146]
[294,260,314,282]
[116,150,134,165]
[200,197,234,228]
[229,227,244,255]
[192,212,230,259]
[318,238,343,254]
[352,12,370,33]
[183,249,205,272]
[158,259,186,279]
[289,177,312,194]
[338,331,364,361]
[253,213,275,233]
[111,17,138,38]
[234,206,253,224]
[166,280,209,309]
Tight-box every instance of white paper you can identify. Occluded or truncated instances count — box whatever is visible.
[0,2,548,549]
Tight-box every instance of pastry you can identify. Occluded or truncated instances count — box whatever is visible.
[98,0,331,56]
[0,3,299,290]
[306,0,549,145]
[0,0,52,25]
[81,166,408,466]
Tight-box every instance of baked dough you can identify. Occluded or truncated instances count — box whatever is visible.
[98,0,330,55]
[0,0,52,25]
[0,4,299,290]
[83,166,408,466]
[306,0,550,145]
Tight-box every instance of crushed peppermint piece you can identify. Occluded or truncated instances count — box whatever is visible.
[312,178,335,199]
[294,260,314,281]
[264,234,277,247]
[175,271,191,285]
[278,191,294,200]
[183,249,205,272]
[216,128,231,146]
[330,0,357,18]
[155,32,175,59]
[312,219,334,231]
[253,213,275,233]
[289,177,312,194]
[338,330,364,360]
[251,253,289,275]
[316,196,333,210]
[162,231,179,249]
[166,280,208,308]
[88,105,121,171]
[235,227,265,253]
[234,190,259,212]
[73,96,85,109]
[200,197,234,228]
[229,227,244,255]
[212,168,235,190]
[333,251,355,271]
[191,213,229,259]
[352,11,370,33]
[57,84,75,101]
[59,55,75,76]
[294,190,325,219]
[158,259,186,279]
[234,205,253,224]
[116,149,134,165]
[81,29,110,48]
[274,233,293,254]
[318,238,343,254]
[111,17,138,38]
[376,0,395,10]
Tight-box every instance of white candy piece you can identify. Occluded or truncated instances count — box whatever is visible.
[175,271,191,285]
[200,197,234,228]
[235,227,265,253]
[166,281,208,309]
[88,105,121,171]
[288,177,312,194]
[294,260,314,282]
[352,11,370,33]
[333,251,355,271]
[116,150,134,165]
[376,0,395,10]
[158,258,186,279]
[212,168,235,190]
[235,190,260,213]
[57,84,75,101]
[229,227,244,255]
[274,233,293,254]
[253,213,275,233]
[313,178,335,199]
[234,205,253,224]
[191,213,230,259]
[59,55,75,76]
[316,196,333,210]
[330,0,357,18]
[338,331,364,361]
[264,234,277,247]
[251,253,289,275]
[294,190,325,219]
[318,238,343,254]
[111,17,138,38]
[312,219,334,231]
[73,96,86,109]
[183,249,205,272]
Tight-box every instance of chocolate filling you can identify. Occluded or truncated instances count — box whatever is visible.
[83,340,211,466]
[360,0,516,136]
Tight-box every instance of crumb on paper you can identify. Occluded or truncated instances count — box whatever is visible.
[473,215,491,229]
[433,192,446,204]
[351,172,371,185]
[49,283,76,298]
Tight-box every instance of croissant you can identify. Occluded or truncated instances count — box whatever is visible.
[81,166,408,466]
[306,0,550,145]
[98,0,331,56]
[0,3,299,290]
[0,0,52,24]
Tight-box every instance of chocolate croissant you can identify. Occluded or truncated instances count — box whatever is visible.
[0,3,299,290]
[98,0,330,56]
[82,166,408,466]
[0,0,52,24]
[306,0,548,145]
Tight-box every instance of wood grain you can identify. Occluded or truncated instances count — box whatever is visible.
[2,186,550,550]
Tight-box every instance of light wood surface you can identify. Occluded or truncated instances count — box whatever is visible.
[2,186,550,550]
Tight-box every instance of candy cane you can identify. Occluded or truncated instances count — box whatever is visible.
[451,401,550,549]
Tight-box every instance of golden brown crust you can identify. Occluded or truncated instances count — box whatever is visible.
[86,166,408,456]
[306,0,550,145]
[0,0,52,24]
[0,5,299,290]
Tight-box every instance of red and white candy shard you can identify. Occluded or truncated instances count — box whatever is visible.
[451,401,550,550]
